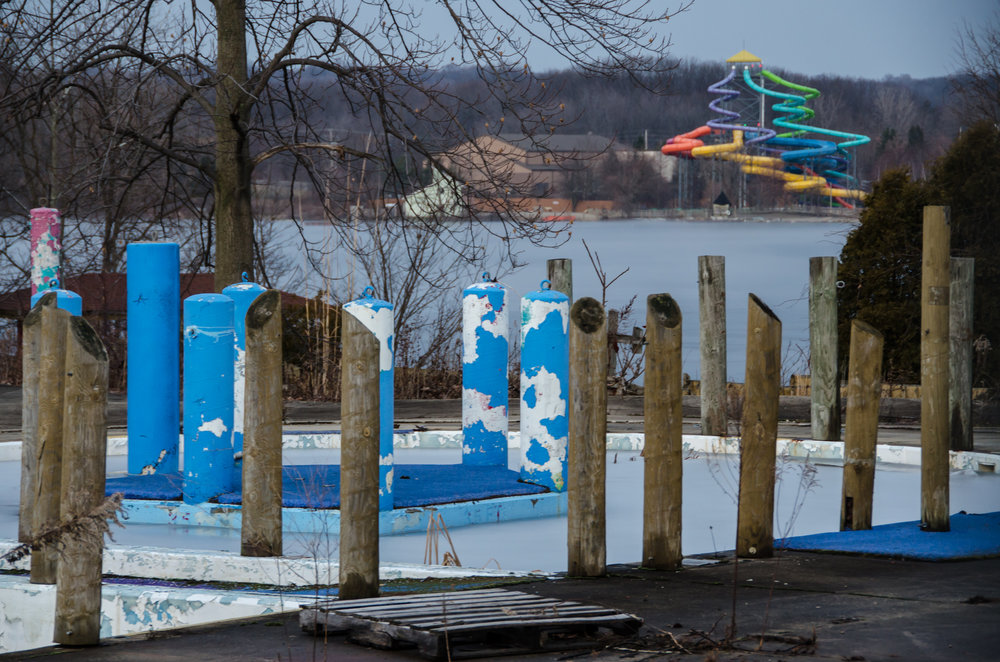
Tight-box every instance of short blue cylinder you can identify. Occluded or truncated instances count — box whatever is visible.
[343,290,395,511]
[461,277,509,467]
[30,284,82,316]
[519,282,570,491]
[126,243,180,475]
[221,277,267,488]
[183,293,236,504]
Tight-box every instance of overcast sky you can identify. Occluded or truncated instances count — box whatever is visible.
[658,0,996,79]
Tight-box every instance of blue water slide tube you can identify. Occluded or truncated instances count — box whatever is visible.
[743,68,870,150]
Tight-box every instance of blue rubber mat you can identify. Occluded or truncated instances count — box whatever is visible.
[779,511,1000,560]
[106,464,548,508]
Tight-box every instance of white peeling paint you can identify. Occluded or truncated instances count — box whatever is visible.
[520,367,567,486]
[521,298,569,337]
[462,388,508,435]
[461,290,508,365]
[197,418,228,438]
[233,346,246,436]
[343,302,394,371]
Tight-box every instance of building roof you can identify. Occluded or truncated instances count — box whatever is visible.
[496,133,628,154]
[0,272,309,319]
[726,49,762,64]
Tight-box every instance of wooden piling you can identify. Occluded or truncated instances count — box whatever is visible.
[698,256,727,436]
[736,294,781,559]
[30,304,71,584]
[241,290,283,557]
[19,291,56,543]
[840,320,883,531]
[921,206,950,532]
[809,256,840,441]
[547,258,573,301]
[339,309,381,599]
[54,317,108,646]
[642,294,683,570]
[949,257,974,452]
[567,297,607,577]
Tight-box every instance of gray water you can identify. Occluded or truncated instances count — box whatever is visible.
[282,218,855,380]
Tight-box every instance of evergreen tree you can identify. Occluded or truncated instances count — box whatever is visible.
[837,121,999,387]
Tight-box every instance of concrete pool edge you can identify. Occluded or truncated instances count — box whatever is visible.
[2,431,995,472]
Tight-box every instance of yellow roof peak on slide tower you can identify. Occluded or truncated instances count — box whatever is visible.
[726,49,762,64]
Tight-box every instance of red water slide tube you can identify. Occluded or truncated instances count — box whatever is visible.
[661,125,712,156]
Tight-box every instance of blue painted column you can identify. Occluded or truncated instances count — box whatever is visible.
[519,280,569,491]
[221,273,267,487]
[461,273,509,466]
[343,287,395,511]
[30,279,82,316]
[183,293,236,504]
[126,243,180,476]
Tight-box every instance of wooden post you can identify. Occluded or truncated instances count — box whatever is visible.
[606,308,619,378]
[339,308,380,599]
[567,297,607,577]
[840,320,883,531]
[242,290,283,557]
[949,257,974,452]
[809,256,840,441]
[30,304,71,584]
[921,206,950,532]
[736,294,781,559]
[54,317,108,646]
[642,294,683,570]
[547,258,573,301]
[19,291,56,542]
[698,256,727,436]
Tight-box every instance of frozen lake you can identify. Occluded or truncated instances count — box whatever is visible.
[280,218,855,380]
[3,448,997,574]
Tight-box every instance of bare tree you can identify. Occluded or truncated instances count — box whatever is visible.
[954,11,1000,125]
[1,0,688,290]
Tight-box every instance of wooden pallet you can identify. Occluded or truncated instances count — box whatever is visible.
[300,587,643,659]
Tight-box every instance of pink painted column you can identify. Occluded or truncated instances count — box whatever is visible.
[30,207,62,294]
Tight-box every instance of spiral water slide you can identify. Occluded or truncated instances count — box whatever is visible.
[742,68,868,199]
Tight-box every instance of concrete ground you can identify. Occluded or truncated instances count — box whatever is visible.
[6,553,999,661]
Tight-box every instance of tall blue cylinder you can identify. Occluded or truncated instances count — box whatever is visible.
[519,280,569,491]
[221,275,267,487]
[126,243,180,475]
[30,280,82,316]
[183,293,235,504]
[461,274,509,466]
[343,288,395,511]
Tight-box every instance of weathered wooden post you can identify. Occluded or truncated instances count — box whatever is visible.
[241,290,283,557]
[30,304,71,584]
[546,258,573,302]
[921,206,950,532]
[339,305,381,599]
[949,257,974,452]
[19,292,55,542]
[642,294,683,570]
[54,317,108,646]
[840,320,883,531]
[606,308,620,378]
[736,294,781,559]
[567,297,607,577]
[809,256,840,441]
[698,255,727,436]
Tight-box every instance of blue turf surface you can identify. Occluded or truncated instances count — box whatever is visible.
[779,511,1000,560]
[105,464,549,508]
